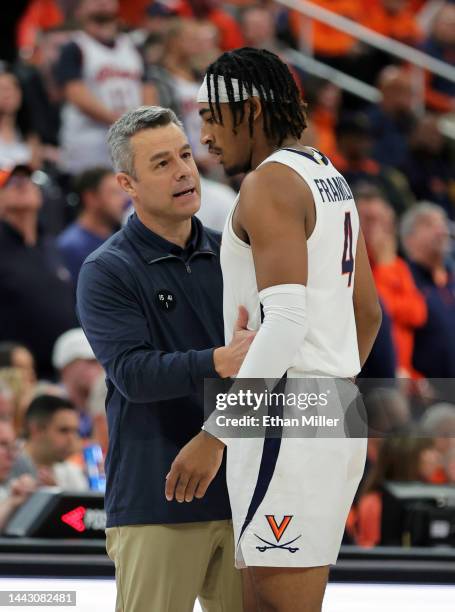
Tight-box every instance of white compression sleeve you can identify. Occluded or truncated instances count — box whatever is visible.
[236,284,308,383]
[202,284,307,442]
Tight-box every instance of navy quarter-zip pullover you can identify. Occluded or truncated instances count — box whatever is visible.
[76,212,231,527]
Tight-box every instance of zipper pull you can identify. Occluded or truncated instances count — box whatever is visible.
[185,263,191,274]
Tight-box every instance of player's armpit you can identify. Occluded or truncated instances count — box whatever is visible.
[237,163,309,291]
[352,230,382,367]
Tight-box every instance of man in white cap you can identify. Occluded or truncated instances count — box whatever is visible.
[52,328,103,437]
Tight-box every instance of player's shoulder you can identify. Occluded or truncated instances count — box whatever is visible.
[239,156,313,209]
[242,160,295,193]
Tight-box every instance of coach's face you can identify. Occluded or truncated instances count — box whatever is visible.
[199,101,257,176]
[118,123,201,223]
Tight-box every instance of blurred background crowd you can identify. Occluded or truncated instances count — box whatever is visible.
[0,0,454,547]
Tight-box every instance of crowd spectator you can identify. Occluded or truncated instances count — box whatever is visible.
[332,113,415,215]
[11,394,89,490]
[401,113,455,219]
[143,33,183,118]
[367,66,417,169]
[357,299,397,378]
[237,5,305,92]
[87,371,109,455]
[240,5,284,55]
[0,342,37,387]
[400,203,455,379]
[0,385,15,422]
[57,167,126,281]
[362,386,411,472]
[54,0,156,175]
[161,19,219,164]
[0,68,41,169]
[16,0,64,61]
[14,24,73,152]
[177,0,245,52]
[364,0,421,47]
[142,1,179,39]
[420,402,455,482]
[354,431,441,547]
[357,190,427,377]
[0,164,77,379]
[52,328,103,438]
[0,419,36,532]
[0,368,35,436]
[422,2,455,113]
[288,0,365,67]
[305,77,342,160]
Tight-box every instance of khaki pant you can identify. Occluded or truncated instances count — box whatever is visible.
[106,520,243,612]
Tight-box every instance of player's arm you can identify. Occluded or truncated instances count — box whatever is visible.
[352,230,382,367]
[231,162,309,381]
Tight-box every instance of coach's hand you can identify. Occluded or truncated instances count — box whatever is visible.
[213,306,256,378]
[165,431,226,503]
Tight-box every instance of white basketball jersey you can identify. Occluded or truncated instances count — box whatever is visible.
[221,147,361,378]
[60,31,143,173]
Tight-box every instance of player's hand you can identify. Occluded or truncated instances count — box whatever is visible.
[165,431,226,503]
[213,306,256,378]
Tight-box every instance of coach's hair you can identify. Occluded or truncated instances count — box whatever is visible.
[399,201,448,246]
[205,48,307,145]
[107,106,183,178]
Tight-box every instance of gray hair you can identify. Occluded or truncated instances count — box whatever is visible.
[107,106,183,178]
[399,201,447,247]
[421,402,455,436]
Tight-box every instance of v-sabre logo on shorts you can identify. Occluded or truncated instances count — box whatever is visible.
[255,515,301,553]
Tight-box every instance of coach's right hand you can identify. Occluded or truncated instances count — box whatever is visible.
[213,306,256,378]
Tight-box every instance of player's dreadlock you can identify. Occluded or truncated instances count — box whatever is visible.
[206,48,307,146]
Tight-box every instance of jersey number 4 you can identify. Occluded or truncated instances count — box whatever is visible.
[342,212,354,287]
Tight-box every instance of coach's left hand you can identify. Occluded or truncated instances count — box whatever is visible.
[165,432,226,502]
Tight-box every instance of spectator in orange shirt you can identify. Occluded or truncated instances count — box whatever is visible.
[357,189,427,377]
[364,0,422,46]
[355,432,441,547]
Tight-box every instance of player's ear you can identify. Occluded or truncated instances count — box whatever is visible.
[249,97,263,123]
[116,172,137,198]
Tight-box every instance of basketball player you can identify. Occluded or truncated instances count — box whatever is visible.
[165,48,382,611]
